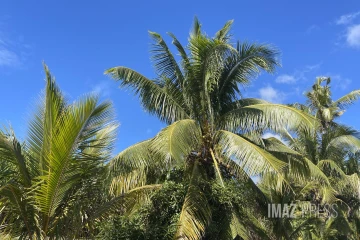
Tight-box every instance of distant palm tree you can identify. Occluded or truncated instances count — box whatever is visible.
[292,77,360,239]
[107,18,317,239]
[305,77,360,132]
[0,64,118,239]
[260,77,360,239]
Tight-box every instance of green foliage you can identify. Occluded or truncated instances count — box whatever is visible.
[0,64,118,239]
[1,19,360,240]
[106,18,322,239]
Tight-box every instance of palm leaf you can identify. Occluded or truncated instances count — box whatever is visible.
[108,139,153,196]
[215,130,286,183]
[0,130,31,187]
[219,103,318,134]
[218,43,279,105]
[214,20,234,42]
[89,184,162,222]
[33,95,115,231]
[149,31,185,88]
[151,119,201,164]
[174,160,211,240]
[106,67,189,123]
[333,90,360,109]
[327,135,360,154]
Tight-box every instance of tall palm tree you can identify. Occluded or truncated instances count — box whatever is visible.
[260,77,360,239]
[305,77,360,132]
[106,18,317,239]
[0,64,118,239]
[293,77,360,239]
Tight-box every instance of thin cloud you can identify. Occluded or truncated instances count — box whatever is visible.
[306,25,319,34]
[0,47,19,67]
[275,74,296,84]
[336,11,360,25]
[329,74,352,90]
[275,63,321,85]
[346,24,360,48]
[0,25,29,68]
[259,86,285,103]
[91,80,112,98]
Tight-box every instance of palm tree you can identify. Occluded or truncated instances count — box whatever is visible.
[305,77,360,132]
[0,64,118,239]
[259,77,360,239]
[106,18,317,239]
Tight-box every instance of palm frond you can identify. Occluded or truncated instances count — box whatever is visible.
[89,184,162,222]
[191,16,202,37]
[105,67,189,123]
[328,135,360,154]
[333,90,360,109]
[215,130,287,184]
[0,129,31,187]
[27,63,66,175]
[151,119,201,164]
[174,161,211,240]
[110,140,152,174]
[149,31,185,88]
[214,20,234,42]
[0,183,38,237]
[108,140,153,196]
[33,95,115,231]
[218,43,279,105]
[167,32,189,69]
[219,103,318,134]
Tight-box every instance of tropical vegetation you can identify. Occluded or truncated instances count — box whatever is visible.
[0,18,360,239]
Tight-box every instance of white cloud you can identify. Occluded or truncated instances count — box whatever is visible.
[275,74,296,84]
[346,24,360,48]
[0,17,32,69]
[0,48,19,66]
[295,63,322,81]
[305,63,322,71]
[275,63,321,85]
[259,86,285,103]
[336,11,360,25]
[306,25,319,34]
[91,81,112,97]
[330,74,352,90]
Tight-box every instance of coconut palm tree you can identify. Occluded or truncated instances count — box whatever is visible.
[0,64,118,239]
[294,77,360,239]
[259,77,360,239]
[106,18,318,239]
[305,77,360,132]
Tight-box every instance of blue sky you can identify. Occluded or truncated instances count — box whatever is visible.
[1,1,360,153]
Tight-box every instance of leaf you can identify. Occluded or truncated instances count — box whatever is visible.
[0,130,31,187]
[33,95,116,231]
[106,67,189,123]
[328,135,360,154]
[219,103,318,134]
[333,90,360,109]
[149,31,185,87]
[27,63,66,175]
[214,20,234,42]
[174,161,211,240]
[218,43,279,105]
[215,130,287,184]
[89,184,162,221]
[151,119,201,164]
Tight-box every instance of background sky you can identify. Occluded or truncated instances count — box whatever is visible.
[1,1,360,153]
